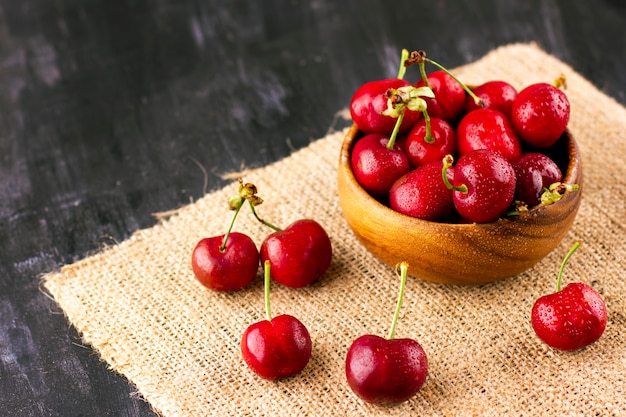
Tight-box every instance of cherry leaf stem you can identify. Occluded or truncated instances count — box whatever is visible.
[387,262,409,340]
[396,48,409,80]
[422,109,434,144]
[263,260,272,321]
[386,110,405,149]
[424,57,484,107]
[441,155,468,193]
[418,60,431,89]
[219,199,244,252]
[248,202,282,232]
[556,240,581,292]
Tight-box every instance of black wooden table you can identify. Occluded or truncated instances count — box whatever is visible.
[1,1,625,415]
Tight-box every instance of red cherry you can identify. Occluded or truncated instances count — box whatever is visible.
[444,150,517,223]
[350,78,422,135]
[531,241,607,351]
[404,117,457,168]
[511,82,570,148]
[457,108,522,161]
[191,232,259,291]
[191,232,259,292]
[389,161,455,221]
[260,219,332,288]
[345,263,428,405]
[350,133,410,197]
[242,262,312,379]
[415,70,465,122]
[464,80,517,116]
[191,181,260,292]
[512,152,562,206]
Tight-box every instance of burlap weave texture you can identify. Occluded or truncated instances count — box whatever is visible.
[44,43,626,417]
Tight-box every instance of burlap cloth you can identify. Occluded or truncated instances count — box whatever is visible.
[43,43,625,416]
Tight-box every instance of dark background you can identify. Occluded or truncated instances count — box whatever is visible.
[1,1,625,416]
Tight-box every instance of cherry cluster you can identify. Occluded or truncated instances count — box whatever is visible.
[191,178,332,379]
[350,49,577,223]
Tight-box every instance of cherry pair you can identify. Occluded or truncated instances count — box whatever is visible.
[191,178,332,292]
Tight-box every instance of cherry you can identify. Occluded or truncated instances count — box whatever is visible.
[260,219,332,288]
[350,133,410,197]
[241,261,312,379]
[464,80,517,116]
[511,81,570,148]
[191,181,260,292]
[389,161,455,221]
[414,70,466,123]
[512,152,562,206]
[350,50,422,135]
[350,79,422,135]
[191,233,259,292]
[456,108,522,161]
[403,117,457,168]
[442,150,517,223]
[531,241,607,351]
[345,262,428,405]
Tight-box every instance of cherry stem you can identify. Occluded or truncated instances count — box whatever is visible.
[248,200,282,232]
[219,202,244,252]
[418,60,431,89]
[396,48,409,80]
[263,260,272,321]
[387,262,409,340]
[386,110,405,149]
[424,57,484,107]
[556,240,581,292]
[441,155,468,193]
[422,109,434,144]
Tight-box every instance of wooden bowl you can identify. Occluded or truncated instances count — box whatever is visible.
[337,124,583,285]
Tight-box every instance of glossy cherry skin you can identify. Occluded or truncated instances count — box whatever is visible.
[350,79,422,135]
[390,161,455,221]
[415,70,465,123]
[404,117,457,168]
[260,219,332,288]
[464,80,517,116]
[191,232,259,292]
[532,282,607,351]
[351,133,410,197]
[241,314,312,379]
[512,152,562,206]
[452,149,517,223]
[511,82,570,148]
[457,108,522,161]
[345,335,428,405]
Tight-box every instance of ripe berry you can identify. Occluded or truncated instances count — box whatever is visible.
[350,133,410,197]
[403,117,457,168]
[512,152,562,206]
[511,82,570,148]
[389,161,455,221]
[443,150,517,223]
[415,70,465,123]
[457,108,522,161]
[464,80,517,116]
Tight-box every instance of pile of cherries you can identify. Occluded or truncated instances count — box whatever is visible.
[350,49,576,223]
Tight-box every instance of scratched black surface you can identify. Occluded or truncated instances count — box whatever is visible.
[1,1,625,415]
